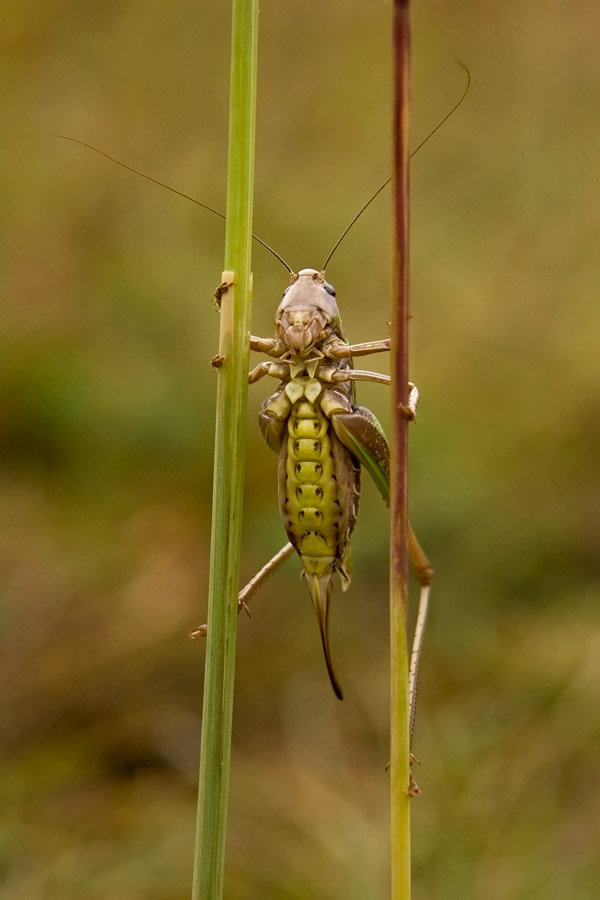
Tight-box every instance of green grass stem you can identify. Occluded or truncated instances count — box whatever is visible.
[191,1,259,897]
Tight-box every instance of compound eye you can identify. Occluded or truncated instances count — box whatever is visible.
[283,285,292,295]
[324,281,336,297]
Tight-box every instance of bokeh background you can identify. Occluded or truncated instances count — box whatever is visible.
[2,1,599,897]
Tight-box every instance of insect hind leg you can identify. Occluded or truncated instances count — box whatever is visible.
[408,524,434,745]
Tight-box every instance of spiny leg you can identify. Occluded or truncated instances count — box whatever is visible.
[189,542,294,638]
[330,369,419,420]
[385,528,433,787]
[237,542,295,613]
[327,338,391,358]
[332,369,391,387]
[408,524,434,747]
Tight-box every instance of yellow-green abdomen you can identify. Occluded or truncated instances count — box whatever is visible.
[284,400,340,576]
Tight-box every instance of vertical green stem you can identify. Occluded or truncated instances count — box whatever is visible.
[192,1,259,898]
[390,1,411,898]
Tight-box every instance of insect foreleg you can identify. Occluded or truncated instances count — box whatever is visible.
[249,335,287,356]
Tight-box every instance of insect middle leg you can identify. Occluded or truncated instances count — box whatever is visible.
[328,338,391,358]
[331,370,419,420]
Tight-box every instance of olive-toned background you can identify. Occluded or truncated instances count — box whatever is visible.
[2,1,598,897]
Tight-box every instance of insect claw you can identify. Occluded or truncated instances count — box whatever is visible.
[397,402,416,421]
[210,354,225,368]
[189,624,207,639]
[238,599,252,618]
[384,755,421,774]
[408,777,421,798]
[213,279,234,308]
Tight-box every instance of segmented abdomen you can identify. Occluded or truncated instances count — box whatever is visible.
[283,399,340,577]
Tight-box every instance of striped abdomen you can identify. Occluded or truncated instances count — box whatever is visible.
[283,399,341,578]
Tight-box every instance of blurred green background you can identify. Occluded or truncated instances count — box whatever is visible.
[2,0,599,897]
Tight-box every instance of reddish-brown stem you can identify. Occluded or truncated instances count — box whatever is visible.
[390,0,412,897]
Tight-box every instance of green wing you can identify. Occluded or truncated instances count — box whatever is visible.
[331,405,390,505]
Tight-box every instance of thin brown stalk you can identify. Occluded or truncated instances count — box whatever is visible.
[389,1,412,897]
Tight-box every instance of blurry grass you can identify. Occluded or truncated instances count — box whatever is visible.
[2,0,600,897]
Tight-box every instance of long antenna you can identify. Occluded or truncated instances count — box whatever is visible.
[320,61,470,273]
[57,136,293,274]
[59,62,469,279]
